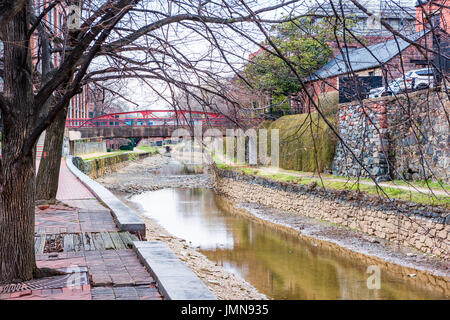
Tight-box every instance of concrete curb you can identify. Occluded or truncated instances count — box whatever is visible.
[66,156,146,235]
[133,241,217,300]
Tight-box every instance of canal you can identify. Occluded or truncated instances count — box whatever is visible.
[126,161,448,300]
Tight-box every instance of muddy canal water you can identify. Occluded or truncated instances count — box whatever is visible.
[124,160,448,300]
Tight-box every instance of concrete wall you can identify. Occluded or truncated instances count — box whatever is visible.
[74,141,107,155]
[332,90,449,182]
[215,169,449,260]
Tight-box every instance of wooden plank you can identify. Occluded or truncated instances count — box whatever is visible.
[64,234,74,252]
[100,232,115,250]
[82,232,93,251]
[119,232,133,248]
[109,232,126,250]
[92,233,105,251]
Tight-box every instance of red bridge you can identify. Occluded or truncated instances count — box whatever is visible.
[66,109,256,140]
[66,109,234,128]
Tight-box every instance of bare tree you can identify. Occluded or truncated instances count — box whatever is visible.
[0,0,305,283]
[0,0,448,284]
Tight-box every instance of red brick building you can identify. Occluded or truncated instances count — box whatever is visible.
[296,0,449,110]
[416,0,450,72]
[31,1,90,122]
[416,0,449,33]
[297,31,434,109]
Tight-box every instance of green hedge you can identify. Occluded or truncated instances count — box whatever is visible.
[264,112,338,173]
[221,110,338,173]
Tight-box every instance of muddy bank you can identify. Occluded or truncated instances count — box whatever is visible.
[96,154,266,300]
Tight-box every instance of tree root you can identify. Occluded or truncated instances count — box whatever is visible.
[35,198,59,206]
[35,199,76,210]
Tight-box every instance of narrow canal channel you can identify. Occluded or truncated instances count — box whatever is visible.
[125,160,447,300]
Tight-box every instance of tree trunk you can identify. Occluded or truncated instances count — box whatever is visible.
[35,8,78,201]
[0,122,37,283]
[0,5,38,283]
[36,105,68,201]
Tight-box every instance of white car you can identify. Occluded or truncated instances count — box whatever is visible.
[405,68,436,90]
[368,77,410,98]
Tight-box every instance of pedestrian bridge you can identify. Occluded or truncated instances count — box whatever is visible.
[66,109,252,140]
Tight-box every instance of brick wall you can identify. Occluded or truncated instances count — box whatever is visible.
[416,0,450,34]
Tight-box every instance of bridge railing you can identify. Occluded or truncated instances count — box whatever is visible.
[66,117,238,128]
[66,117,260,128]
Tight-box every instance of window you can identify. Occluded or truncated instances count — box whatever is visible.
[416,69,433,76]
[410,59,429,65]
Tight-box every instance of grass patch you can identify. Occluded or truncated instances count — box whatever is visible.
[82,145,159,161]
[136,145,159,153]
[83,150,129,161]
[218,165,450,207]
[330,174,450,191]
[390,179,450,191]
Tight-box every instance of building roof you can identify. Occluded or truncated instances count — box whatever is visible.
[311,0,417,19]
[307,31,429,81]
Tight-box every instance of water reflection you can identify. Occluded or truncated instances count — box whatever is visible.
[129,188,448,300]
[131,188,234,250]
[152,160,194,176]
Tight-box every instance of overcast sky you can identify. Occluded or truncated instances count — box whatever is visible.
[97,0,415,111]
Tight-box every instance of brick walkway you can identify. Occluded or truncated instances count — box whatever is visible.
[0,160,163,300]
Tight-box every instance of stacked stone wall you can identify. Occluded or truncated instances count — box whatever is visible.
[332,90,449,182]
[216,169,450,259]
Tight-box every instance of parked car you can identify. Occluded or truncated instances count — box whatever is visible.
[368,77,410,98]
[405,67,436,90]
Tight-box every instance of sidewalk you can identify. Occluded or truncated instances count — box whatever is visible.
[0,160,163,300]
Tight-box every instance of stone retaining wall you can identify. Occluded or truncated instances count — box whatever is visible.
[72,151,156,179]
[215,169,450,260]
[332,90,449,182]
